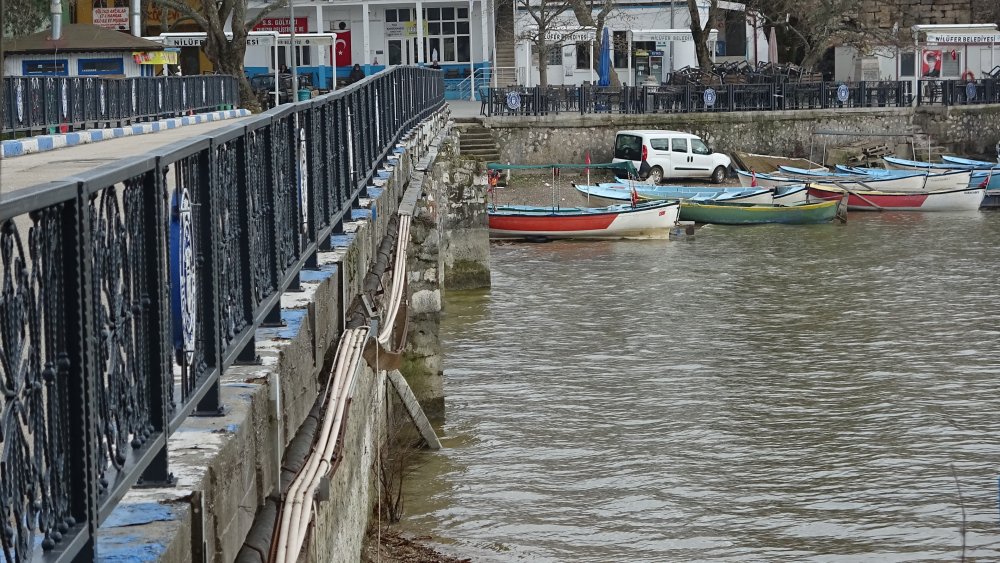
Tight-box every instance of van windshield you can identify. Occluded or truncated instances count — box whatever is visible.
[615,134,643,161]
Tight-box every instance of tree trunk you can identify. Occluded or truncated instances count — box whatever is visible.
[206,35,262,112]
[536,38,549,89]
[566,0,620,86]
[686,0,716,73]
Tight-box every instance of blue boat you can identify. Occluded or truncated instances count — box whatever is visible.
[940,155,1000,169]
[783,165,923,179]
[574,183,774,206]
[835,165,976,190]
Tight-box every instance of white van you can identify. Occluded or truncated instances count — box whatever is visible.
[611,130,732,184]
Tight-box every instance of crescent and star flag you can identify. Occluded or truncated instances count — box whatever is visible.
[335,31,352,67]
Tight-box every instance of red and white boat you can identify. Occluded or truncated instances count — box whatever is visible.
[806,184,985,211]
[488,200,680,240]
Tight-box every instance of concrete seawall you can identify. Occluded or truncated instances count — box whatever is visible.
[484,105,1000,165]
[94,107,492,562]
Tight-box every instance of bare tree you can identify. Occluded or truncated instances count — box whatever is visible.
[686,0,719,73]
[152,0,289,110]
[567,0,629,86]
[744,0,897,70]
[515,0,589,88]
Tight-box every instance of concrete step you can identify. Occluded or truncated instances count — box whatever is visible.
[460,133,494,142]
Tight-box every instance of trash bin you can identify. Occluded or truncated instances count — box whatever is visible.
[298,89,311,101]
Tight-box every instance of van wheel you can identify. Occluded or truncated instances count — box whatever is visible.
[711,166,727,184]
[646,166,664,184]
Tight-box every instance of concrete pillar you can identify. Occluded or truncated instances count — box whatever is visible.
[416,0,425,64]
[480,0,489,64]
[363,5,371,65]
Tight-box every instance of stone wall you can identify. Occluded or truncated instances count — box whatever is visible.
[861,0,978,29]
[404,133,491,422]
[486,105,1000,166]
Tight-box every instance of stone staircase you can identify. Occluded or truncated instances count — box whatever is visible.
[493,0,517,86]
[457,123,501,162]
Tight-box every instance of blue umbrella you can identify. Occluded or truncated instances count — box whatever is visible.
[597,27,611,87]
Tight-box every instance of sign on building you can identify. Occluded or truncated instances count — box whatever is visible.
[926,33,1000,44]
[93,7,129,30]
[253,17,309,34]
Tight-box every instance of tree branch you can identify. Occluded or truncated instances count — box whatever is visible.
[246,0,289,30]
[152,0,208,29]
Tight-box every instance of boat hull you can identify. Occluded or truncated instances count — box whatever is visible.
[679,199,841,225]
[806,185,985,211]
[574,183,773,205]
[489,201,680,240]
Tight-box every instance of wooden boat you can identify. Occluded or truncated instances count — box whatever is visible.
[772,185,809,205]
[806,184,985,211]
[488,200,680,240]
[679,199,843,225]
[736,169,926,191]
[832,165,972,190]
[880,156,997,192]
[941,156,1000,168]
[573,183,773,206]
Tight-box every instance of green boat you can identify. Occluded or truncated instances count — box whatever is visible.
[679,198,844,225]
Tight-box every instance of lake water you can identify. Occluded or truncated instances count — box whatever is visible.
[400,211,1000,562]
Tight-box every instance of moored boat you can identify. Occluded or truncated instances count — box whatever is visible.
[806,184,985,211]
[941,155,1000,168]
[678,199,843,225]
[736,169,927,191]
[832,165,972,191]
[488,200,680,240]
[574,183,773,205]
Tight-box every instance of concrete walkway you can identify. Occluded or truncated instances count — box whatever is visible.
[1,114,253,194]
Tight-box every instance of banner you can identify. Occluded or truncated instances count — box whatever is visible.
[921,49,942,78]
[926,33,1000,44]
[335,31,352,66]
[253,17,308,34]
[93,7,129,30]
[385,21,429,38]
[133,51,179,65]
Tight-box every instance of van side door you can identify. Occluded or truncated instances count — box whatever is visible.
[669,137,692,177]
[648,138,671,176]
[688,137,715,176]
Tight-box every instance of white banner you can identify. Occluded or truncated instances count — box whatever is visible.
[926,33,1000,44]
[93,7,129,30]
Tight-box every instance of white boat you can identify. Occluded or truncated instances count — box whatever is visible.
[807,184,985,211]
[833,166,972,191]
[737,169,927,191]
[488,200,681,240]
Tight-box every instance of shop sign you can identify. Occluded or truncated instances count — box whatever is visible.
[93,7,129,30]
[926,33,1000,44]
[254,17,308,34]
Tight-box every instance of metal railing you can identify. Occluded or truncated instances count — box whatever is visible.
[485,78,1000,116]
[0,66,444,563]
[2,75,241,134]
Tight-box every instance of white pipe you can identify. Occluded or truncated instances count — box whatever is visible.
[378,218,411,344]
[130,0,140,37]
[50,0,62,40]
[276,327,368,563]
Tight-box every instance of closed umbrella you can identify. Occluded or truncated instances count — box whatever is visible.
[598,27,612,87]
[768,26,778,64]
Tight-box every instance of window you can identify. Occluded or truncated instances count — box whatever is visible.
[576,41,591,70]
[650,138,670,151]
[22,59,68,76]
[422,5,470,63]
[671,138,688,153]
[546,45,562,66]
[613,30,628,68]
[276,46,311,68]
[900,52,915,77]
[385,8,410,22]
[78,58,124,75]
[614,134,642,160]
[691,138,710,155]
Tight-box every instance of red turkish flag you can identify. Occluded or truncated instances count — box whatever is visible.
[334,31,352,67]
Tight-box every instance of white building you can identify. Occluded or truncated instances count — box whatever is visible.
[834,24,1000,83]
[513,0,770,87]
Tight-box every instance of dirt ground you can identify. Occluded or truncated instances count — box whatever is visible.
[361,526,471,563]
[489,169,742,208]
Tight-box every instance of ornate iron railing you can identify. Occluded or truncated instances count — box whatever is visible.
[0,65,444,562]
[2,75,241,134]
[485,78,1000,116]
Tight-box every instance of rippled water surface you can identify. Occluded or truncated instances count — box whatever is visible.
[400,211,1000,562]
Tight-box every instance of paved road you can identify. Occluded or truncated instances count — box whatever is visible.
[0,116,252,195]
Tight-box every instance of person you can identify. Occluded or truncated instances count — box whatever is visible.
[349,63,365,82]
[279,64,289,74]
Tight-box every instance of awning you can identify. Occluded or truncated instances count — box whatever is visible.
[133,50,178,65]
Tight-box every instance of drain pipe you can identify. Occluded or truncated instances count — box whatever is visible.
[50,0,62,40]
[130,0,141,37]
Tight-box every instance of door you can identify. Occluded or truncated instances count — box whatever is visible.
[688,137,716,176]
[387,38,419,66]
[669,137,693,176]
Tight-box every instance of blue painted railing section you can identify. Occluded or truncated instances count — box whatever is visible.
[2,75,240,133]
[0,66,445,563]
[485,78,1000,116]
